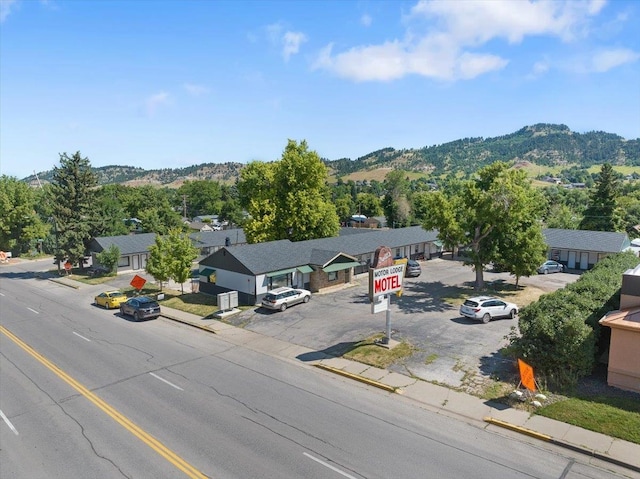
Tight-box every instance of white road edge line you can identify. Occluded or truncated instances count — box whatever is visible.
[149,372,183,391]
[303,452,357,479]
[27,307,39,314]
[73,332,91,342]
[0,409,19,435]
[0,292,5,297]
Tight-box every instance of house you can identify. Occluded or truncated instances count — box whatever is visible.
[88,229,247,273]
[599,264,640,393]
[197,226,441,305]
[543,228,632,270]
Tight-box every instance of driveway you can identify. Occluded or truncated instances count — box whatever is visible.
[225,257,579,390]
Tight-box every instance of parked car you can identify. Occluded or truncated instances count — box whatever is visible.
[459,296,518,323]
[405,259,422,277]
[120,296,161,321]
[94,290,128,309]
[261,287,311,311]
[537,260,564,274]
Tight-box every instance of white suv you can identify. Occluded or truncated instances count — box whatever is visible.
[459,296,518,323]
[261,287,311,312]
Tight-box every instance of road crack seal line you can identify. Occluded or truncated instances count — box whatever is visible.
[0,351,130,478]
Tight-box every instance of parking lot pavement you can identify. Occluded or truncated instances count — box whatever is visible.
[227,258,580,391]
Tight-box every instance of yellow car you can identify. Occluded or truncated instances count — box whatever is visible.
[94,291,128,309]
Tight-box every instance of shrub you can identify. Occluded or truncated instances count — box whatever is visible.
[508,251,639,390]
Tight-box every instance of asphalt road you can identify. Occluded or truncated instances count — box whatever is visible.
[226,257,580,390]
[0,260,623,479]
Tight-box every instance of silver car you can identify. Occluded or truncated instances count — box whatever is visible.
[261,287,311,311]
[537,260,564,274]
[459,296,518,323]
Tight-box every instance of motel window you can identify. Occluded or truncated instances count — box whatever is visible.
[328,271,338,281]
[269,273,291,289]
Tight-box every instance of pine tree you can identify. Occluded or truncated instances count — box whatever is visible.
[49,152,98,272]
[579,163,622,232]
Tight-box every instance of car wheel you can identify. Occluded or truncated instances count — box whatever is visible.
[543,269,549,274]
[133,312,139,321]
[509,309,516,319]
[280,303,287,311]
[482,313,491,324]
[303,296,310,303]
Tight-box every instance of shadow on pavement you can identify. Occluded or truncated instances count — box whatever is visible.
[297,341,359,362]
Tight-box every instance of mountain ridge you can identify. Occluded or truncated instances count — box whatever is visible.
[22,123,639,187]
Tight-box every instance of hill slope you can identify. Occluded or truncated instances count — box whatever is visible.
[23,124,639,186]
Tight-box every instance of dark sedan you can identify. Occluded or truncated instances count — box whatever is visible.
[120,296,161,321]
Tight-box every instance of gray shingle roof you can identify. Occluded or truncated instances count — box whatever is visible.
[543,228,630,253]
[201,226,439,274]
[90,233,158,255]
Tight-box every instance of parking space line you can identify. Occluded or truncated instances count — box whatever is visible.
[303,452,357,478]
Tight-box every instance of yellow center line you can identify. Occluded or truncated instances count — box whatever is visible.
[0,325,209,479]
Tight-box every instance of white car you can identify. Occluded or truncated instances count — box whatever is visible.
[261,287,311,311]
[459,296,518,323]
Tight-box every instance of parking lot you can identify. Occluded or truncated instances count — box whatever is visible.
[225,257,579,391]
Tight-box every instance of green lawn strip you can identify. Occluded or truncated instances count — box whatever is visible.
[536,396,640,444]
[160,293,219,317]
[342,333,414,369]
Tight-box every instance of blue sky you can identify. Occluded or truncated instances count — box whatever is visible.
[1,0,639,180]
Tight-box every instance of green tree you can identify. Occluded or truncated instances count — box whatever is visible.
[422,162,546,289]
[146,234,172,290]
[167,229,198,294]
[48,152,98,272]
[238,140,339,243]
[175,180,223,218]
[95,244,120,274]
[0,175,48,255]
[382,171,411,228]
[579,163,623,231]
[356,192,383,217]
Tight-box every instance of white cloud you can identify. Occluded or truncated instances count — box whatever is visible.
[266,22,307,61]
[361,13,372,27]
[145,91,170,116]
[590,48,640,72]
[183,83,209,96]
[282,31,307,61]
[528,59,550,79]
[314,0,610,82]
[0,0,18,22]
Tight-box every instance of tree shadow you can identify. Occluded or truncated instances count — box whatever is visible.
[297,341,360,362]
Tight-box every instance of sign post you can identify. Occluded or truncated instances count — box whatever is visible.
[369,246,405,347]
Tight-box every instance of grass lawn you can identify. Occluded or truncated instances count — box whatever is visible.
[537,395,640,444]
[342,333,414,369]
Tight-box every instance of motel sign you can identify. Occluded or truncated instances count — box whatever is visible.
[369,264,405,300]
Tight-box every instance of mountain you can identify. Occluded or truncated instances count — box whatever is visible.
[23,124,640,187]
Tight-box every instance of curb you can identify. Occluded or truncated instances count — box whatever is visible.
[484,417,640,474]
[314,364,398,393]
[47,277,81,289]
[161,314,217,334]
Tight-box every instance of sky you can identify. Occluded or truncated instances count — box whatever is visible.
[1,0,639,180]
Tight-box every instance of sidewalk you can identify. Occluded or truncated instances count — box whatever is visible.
[159,305,640,474]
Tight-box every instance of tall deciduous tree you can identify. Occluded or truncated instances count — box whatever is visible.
[167,229,198,294]
[146,234,172,291]
[421,162,546,290]
[238,140,339,243]
[579,163,623,232]
[49,152,98,271]
[0,175,48,255]
[382,170,411,228]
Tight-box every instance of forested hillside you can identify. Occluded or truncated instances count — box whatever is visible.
[21,124,639,186]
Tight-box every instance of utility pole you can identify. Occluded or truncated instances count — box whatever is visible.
[182,195,188,219]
